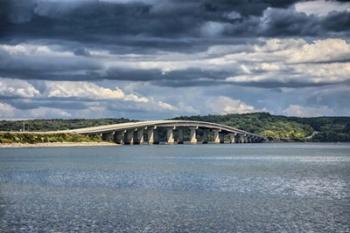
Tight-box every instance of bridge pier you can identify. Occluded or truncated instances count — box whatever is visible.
[237,134,243,143]
[114,130,125,144]
[177,128,184,144]
[147,127,159,144]
[125,130,134,145]
[213,130,220,144]
[229,133,236,143]
[241,135,248,143]
[245,135,249,143]
[247,136,252,143]
[147,128,154,144]
[102,132,113,141]
[202,129,209,144]
[219,132,225,144]
[166,127,175,144]
[190,127,197,144]
[135,129,144,144]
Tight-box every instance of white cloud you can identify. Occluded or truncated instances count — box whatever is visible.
[156,100,177,111]
[0,102,16,118]
[208,96,256,114]
[294,0,350,17]
[0,44,74,57]
[45,81,149,102]
[224,38,350,84]
[0,78,40,97]
[44,81,179,112]
[278,39,350,63]
[283,104,335,117]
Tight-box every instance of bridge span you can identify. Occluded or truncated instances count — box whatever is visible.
[65,120,266,144]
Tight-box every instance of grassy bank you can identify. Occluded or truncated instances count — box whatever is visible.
[0,133,102,144]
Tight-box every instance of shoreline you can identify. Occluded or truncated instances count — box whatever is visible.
[0,142,119,148]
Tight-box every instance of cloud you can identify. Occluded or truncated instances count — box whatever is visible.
[283,104,335,117]
[225,11,241,20]
[45,81,149,102]
[1,0,349,44]
[0,78,180,119]
[208,96,257,114]
[224,38,350,87]
[200,21,227,37]
[278,38,350,63]
[0,102,16,118]
[294,0,350,17]
[1,0,350,118]
[0,78,40,97]
[1,38,350,89]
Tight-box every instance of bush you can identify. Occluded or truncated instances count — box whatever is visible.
[0,133,103,144]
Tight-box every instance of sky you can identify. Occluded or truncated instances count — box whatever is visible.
[0,0,350,120]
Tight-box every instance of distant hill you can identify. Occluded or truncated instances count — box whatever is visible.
[173,113,350,142]
[1,113,349,142]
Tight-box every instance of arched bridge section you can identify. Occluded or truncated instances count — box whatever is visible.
[65,120,266,144]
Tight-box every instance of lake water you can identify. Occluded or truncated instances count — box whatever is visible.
[0,143,350,233]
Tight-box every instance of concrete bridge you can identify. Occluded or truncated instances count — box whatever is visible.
[65,120,266,144]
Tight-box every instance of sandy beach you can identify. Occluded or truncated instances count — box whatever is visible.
[0,142,120,148]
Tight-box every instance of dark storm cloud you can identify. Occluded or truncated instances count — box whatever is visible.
[1,0,350,119]
[1,0,349,46]
[0,52,233,84]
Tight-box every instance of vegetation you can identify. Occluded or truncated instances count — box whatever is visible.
[173,112,350,142]
[0,133,102,144]
[0,113,349,142]
[0,118,134,132]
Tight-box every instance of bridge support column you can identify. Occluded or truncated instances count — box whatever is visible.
[177,128,184,144]
[229,133,236,143]
[190,127,197,144]
[239,135,247,143]
[114,130,125,144]
[166,128,175,144]
[147,128,154,144]
[213,130,220,144]
[202,130,209,144]
[125,130,134,145]
[247,137,252,143]
[102,132,113,141]
[147,128,159,144]
[244,135,249,143]
[219,132,225,144]
[135,129,144,144]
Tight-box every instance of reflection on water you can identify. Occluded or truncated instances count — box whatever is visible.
[0,143,350,232]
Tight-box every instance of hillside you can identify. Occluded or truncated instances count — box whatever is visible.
[173,113,350,142]
[0,113,349,142]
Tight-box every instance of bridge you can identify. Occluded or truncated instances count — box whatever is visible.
[63,120,266,144]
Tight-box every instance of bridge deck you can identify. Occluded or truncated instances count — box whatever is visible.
[0,120,266,141]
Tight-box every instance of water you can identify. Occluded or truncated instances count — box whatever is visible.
[0,143,350,233]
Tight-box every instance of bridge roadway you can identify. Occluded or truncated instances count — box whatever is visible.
[62,120,266,144]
